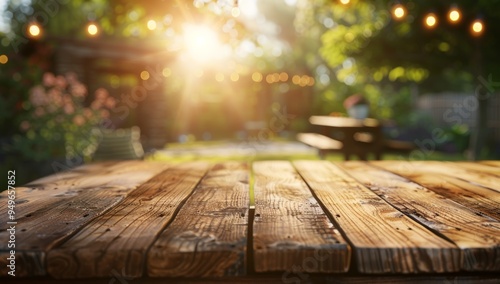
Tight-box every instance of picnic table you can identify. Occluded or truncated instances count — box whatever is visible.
[1,160,499,283]
[297,116,414,160]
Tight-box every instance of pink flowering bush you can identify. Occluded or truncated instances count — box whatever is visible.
[12,72,115,161]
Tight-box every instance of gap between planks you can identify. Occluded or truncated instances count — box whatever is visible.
[293,160,461,274]
[342,161,500,272]
[46,162,210,279]
[147,162,250,278]
[252,161,350,274]
[0,161,170,277]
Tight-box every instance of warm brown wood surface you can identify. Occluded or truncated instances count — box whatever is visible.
[293,160,460,274]
[388,161,500,193]
[1,160,499,281]
[309,116,380,127]
[47,162,209,278]
[252,161,350,273]
[341,161,500,271]
[480,160,500,167]
[296,132,343,150]
[454,161,500,177]
[372,161,500,221]
[148,162,249,277]
[0,160,169,277]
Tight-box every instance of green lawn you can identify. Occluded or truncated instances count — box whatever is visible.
[147,140,467,206]
[148,140,467,162]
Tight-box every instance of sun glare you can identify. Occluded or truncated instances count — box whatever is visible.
[183,24,222,63]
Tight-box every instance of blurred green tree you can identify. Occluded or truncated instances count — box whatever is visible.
[319,0,500,159]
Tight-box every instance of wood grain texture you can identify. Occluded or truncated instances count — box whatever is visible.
[0,160,161,222]
[480,161,500,167]
[293,160,459,274]
[0,161,168,277]
[383,161,500,193]
[372,161,500,221]
[147,162,249,278]
[252,161,350,273]
[47,162,209,279]
[342,161,500,271]
[1,274,499,283]
[453,162,500,177]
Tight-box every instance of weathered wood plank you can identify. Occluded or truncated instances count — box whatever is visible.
[480,161,500,167]
[372,161,500,221]
[0,161,169,277]
[454,162,500,177]
[46,162,209,279]
[0,160,158,220]
[293,160,460,274]
[342,161,500,271]
[385,161,500,193]
[2,274,499,284]
[148,162,249,278]
[25,161,118,185]
[252,161,350,274]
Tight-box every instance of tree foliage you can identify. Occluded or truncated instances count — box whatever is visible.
[321,0,500,92]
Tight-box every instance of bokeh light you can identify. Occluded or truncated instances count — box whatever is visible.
[266,74,273,84]
[28,23,41,38]
[147,20,157,30]
[391,4,406,20]
[471,19,484,36]
[87,23,99,36]
[279,72,289,82]
[252,72,263,82]
[424,13,437,28]
[231,7,240,17]
[215,73,224,82]
[230,73,239,82]
[140,70,150,80]
[448,8,461,23]
[162,67,172,77]
[0,55,8,64]
[339,0,350,5]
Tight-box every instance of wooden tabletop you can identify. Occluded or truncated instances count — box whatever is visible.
[309,116,380,128]
[1,160,499,283]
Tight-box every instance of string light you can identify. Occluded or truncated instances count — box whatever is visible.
[471,19,484,36]
[0,54,8,64]
[391,4,406,20]
[147,20,157,30]
[448,6,461,23]
[87,23,99,36]
[252,72,263,82]
[231,7,240,17]
[424,13,438,29]
[140,70,150,80]
[27,23,42,38]
[339,0,350,5]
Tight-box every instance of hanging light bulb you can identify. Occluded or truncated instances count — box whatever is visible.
[27,22,42,38]
[391,4,407,20]
[147,19,157,31]
[471,19,484,37]
[448,6,461,23]
[87,22,99,36]
[424,13,438,29]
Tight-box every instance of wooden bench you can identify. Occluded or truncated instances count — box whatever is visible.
[297,116,414,160]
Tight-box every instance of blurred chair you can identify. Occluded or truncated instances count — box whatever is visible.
[91,126,144,161]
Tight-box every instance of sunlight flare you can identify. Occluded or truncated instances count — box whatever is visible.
[182,24,223,64]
